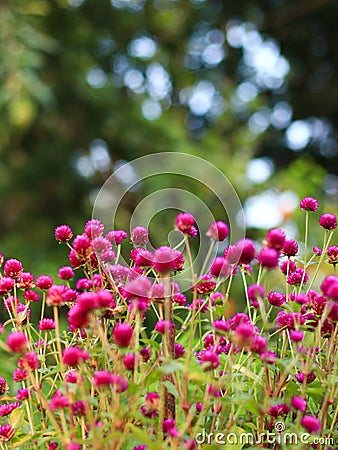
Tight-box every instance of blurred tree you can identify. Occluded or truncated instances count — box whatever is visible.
[0,0,337,272]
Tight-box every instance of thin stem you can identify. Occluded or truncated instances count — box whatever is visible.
[199,240,216,277]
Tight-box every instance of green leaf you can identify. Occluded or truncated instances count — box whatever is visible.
[9,407,25,429]
[163,380,179,398]
[224,426,247,450]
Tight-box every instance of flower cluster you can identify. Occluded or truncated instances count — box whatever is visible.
[0,202,336,449]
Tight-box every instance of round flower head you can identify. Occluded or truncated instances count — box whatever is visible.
[0,376,7,395]
[113,323,133,347]
[36,275,53,290]
[174,343,185,359]
[155,320,173,334]
[50,390,69,410]
[131,226,149,245]
[282,239,298,256]
[62,347,90,367]
[7,331,28,353]
[0,277,15,295]
[257,248,279,269]
[106,230,128,245]
[206,221,229,241]
[58,266,75,280]
[301,415,320,434]
[55,224,73,242]
[153,246,184,273]
[319,213,337,230]
[300,197,318,212]
[72,234,92,259]
[84,219,104,239]
[0,424,15,441]
[265,228,286,250]
[4,259,23,278]
[46,285,66,306]
[210,257,231,278]
[16,272,34,289]
[326,245,338,265]
[199,350,220,370]
[92,237,111,255]
[236,239,256,265]
[175,213,197,237]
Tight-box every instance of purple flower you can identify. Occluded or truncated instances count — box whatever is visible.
[210,257,231,278]
[131,226,149,245]
[113,323,133,347]
[199,350,220,370]
[206,221,229,241]
[265,228,286,250]
[257,248,279,269]
[300,197,318,212]
[282,239,298,256]
[301,415,320,434]
[267,291,286,307]
[175,213,197,237]
[319,213,337,230]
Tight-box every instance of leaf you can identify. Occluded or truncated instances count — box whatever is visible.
[162,380,179,398]
[127,423,161,449]
[232,364,261,383]
[9,407,25,429]
[224,426,247,450]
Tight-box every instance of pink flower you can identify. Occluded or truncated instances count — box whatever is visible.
[72,234,92,259]
[84,219,104,239]
[282,239,298,256]
[175,213,197,237]
[13,369,27,382]
[16,388,30,400]
[106,230,128,245]
[46,285,66,306]
[327,245,338,265]
[67,305,90,329]
[36,275,54,290]
[319,213,337,230]
[280,259,296,275]
[291,396,307,412]
[65,371,80,384]
[210,257,231,278]
[300,197,318,212]
[7,332,28,353]
[38,318,56,331]
[63,347,90,366]
[67,443,81,450]
[123,277,152,301]
[123,353,136,370]
[153,246,184,273]
[236,239,256,265]
[265,228,286,250]
[0,376,7,395]
[93,370,114,386]
[131,226,149,245]
[247,284,265,302]
[155,320,173,334]
[287,268,308,285]
[113,323,133,347]
[0,424,15,441]
[19,352,39,370]
[58,266,75,280]
[174,343,185,359]
[4,259,23,278]
[0,277,15,295]
[23,290,40,302]
[199,350,220,370]
[92,237,112,254]
[289,330,304,342]
[206,221,229,241]
[268,403,290,417]
[257,248,279,269]
[192,275,217,294]
[0,402,20,417]
[50,390,69,410]
[301,415,320,434]
[131,248,154,267]
[55,225,73,242]
[267,291,286,307]
[16,272,34,289]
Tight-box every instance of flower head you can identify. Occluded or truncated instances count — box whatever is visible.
[63,347,90,367]
[282,239,298,256]
[113,323,133,347]
[4,259,23,278]
[84,219,104,239]
[106,230,128,245]
[175,213,197,237]
[301,415,320,434]
[153,246,184,273]
[0,424,15,441]
[265,228,286,250]
[327,246,338,265]
[300,197,318,212]
[7,332,28,353]
[36,275,53,290]
[0,376,7,395]
[319,213,337,230]
[257,248,279,269]
[210,257,231,278]
[55,225,73,242]
[46,285,66,306]
[206,221,229,241]
[131,226,149,245]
